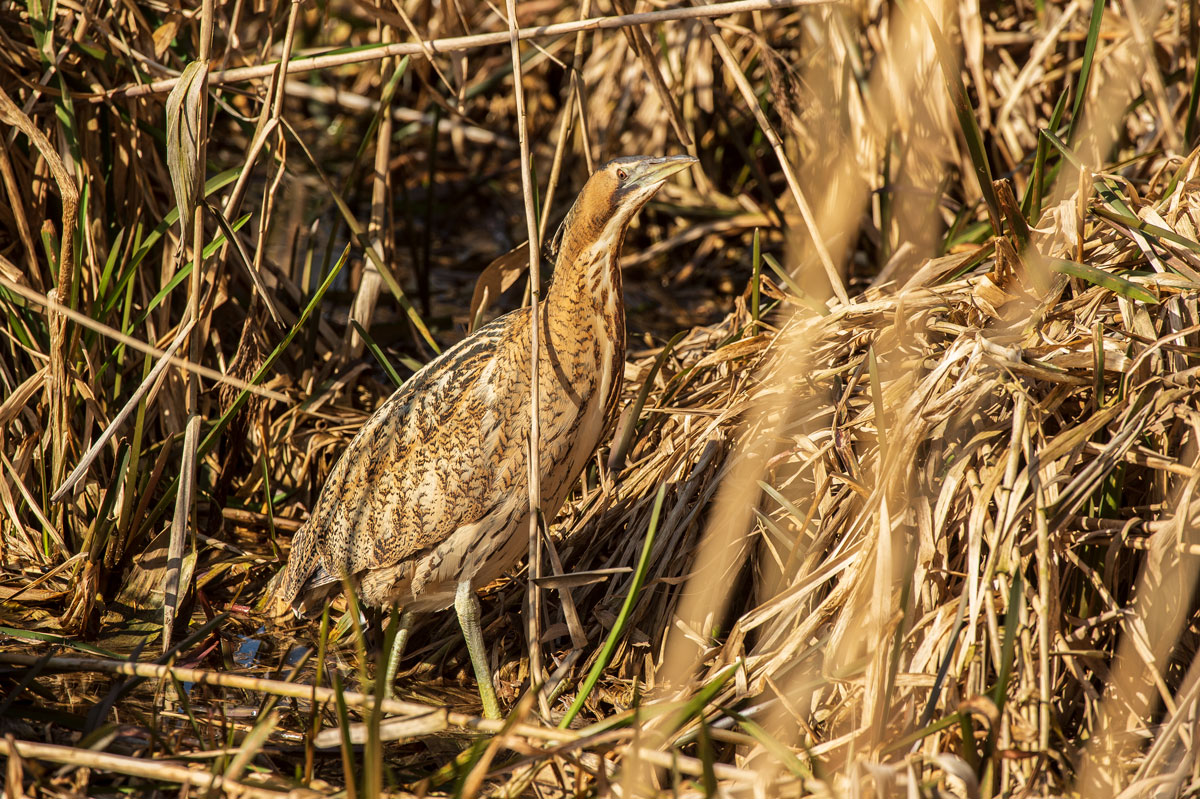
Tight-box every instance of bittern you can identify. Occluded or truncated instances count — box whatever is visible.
[273,154,696,718]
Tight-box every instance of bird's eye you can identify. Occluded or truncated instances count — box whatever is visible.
[616,169,628,181]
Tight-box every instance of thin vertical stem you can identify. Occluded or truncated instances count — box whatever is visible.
[537,0,593,242]
[703,18,847,305]
[503,0,549,715]
[165,0,213,653]
[0,87,78,542]
[1033,436,1052,754]
[347,7,395,359]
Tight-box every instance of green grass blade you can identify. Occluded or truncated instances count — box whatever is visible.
[1041,131,1145,218]
[1186,47,1200,145]
[96,227,125,302]
[659,661,740,738]
[899,0,1001,235]
[723,705,811,779]
[0,627,121,658]
[559,482,667,728]
[1091,205,1200,256]
[758,480,806,523]
[331,671,359,799]
[881,711,967,755]
[918,590,968,729]
[1022,90,1070,220]
[696,716,719,796]
[1046,258,1159,303]
[608,330,686,472]
[281,117,440,355]
[762,254,830,316]
[99,212,252,379]
[201,243,352,456]
[103,168,241,320]
[352,320,405,389]
[751,228,761,323]
[1066,0,1106,146]
[992,573,1022,715]
[136,245,352,541]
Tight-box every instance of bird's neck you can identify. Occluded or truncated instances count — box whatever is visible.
[545,223,626,326]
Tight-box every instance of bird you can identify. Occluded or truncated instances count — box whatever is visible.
[271,154,696,718]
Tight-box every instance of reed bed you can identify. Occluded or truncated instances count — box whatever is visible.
[2,0,1200,795]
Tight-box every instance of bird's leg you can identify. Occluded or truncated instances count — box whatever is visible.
[454,580,501,719]
[382,607,415,701]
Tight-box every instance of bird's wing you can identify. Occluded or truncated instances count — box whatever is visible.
[306,308,534,582]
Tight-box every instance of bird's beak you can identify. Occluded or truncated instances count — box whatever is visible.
[627,155,698,190]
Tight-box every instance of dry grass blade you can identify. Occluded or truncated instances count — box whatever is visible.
[611,0,692,148]
[163,415,200,652]
[703,19,847,305]
[0,652,574,741]
[0,276,288,400]
[50,318,196,502]
[499,0,551,715]
[3,0,1200,795]
[0,85,78,500]
[164,60,209,245]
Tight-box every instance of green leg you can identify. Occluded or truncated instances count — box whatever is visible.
[454,580,501,719]
[383,608,414,701]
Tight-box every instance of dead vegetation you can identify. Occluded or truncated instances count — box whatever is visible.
[2,0,1200,796]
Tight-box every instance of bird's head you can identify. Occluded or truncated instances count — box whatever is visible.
[549,154,696,263]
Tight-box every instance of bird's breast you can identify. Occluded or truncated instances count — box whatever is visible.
[534,302,623,509]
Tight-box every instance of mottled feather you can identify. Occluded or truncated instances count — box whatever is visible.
[273,155,694,617]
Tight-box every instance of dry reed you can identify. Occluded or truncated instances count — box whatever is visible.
[1,0,1199,796]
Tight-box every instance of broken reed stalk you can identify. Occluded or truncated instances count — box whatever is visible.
[163,0,213,653]
[0,85,78,533]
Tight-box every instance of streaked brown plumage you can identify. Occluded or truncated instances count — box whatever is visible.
[272,155,694,712]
